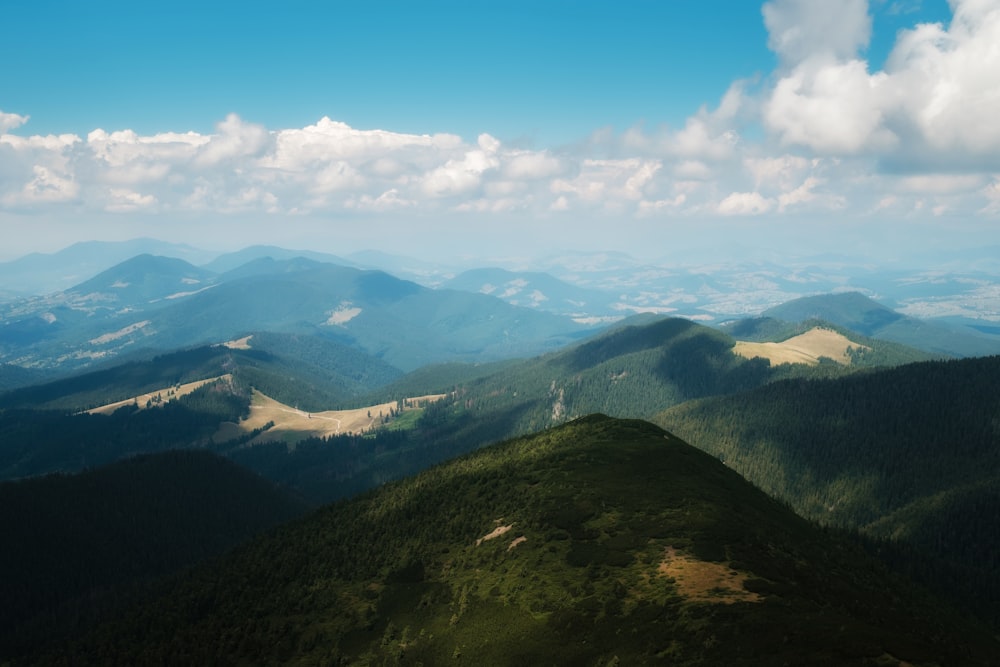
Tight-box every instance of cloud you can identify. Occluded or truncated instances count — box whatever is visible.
[717,191,775,215]
[0,111,30,133]
[763,0,871,63]
[105,188,157,213]
[16,165,79,204]
[2,0,1000,235]
[421,134,501,198]
[193,113,269,167]
[762,0,1000,165]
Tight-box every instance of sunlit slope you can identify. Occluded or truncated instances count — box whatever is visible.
[733,327,868,366]
[50,416,997,665]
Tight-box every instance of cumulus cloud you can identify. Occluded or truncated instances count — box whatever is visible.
[763,0,871,63]
[717,191,775,215]
[105,188,157,213]
[194,114,269,167]
[0,111,30,133]
[2,0,999,232]
[762,0,1000,165]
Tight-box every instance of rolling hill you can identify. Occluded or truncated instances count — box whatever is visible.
[33,416,998,665]
[763,291,1000,357]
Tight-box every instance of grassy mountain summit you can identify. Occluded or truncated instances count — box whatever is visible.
[48,416,997,665]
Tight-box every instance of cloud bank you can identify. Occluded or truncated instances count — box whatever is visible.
[1,0,998,229]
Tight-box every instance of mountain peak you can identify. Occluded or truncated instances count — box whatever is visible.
[55,415,997,665]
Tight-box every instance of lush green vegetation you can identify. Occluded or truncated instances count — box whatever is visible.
[0,346,236,411]
[34,416,997,665]
[657,355,1000,627]
[0,334,403,414]
[0,449,307,660]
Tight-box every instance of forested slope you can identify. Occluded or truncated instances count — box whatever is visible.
[34,416,998,666]
[0,449,307,660]
[657,355,1000,626]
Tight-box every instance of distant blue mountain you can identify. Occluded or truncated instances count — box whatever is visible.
[203,245,357,274]
[1,257,594,373]
[443,267,618,318]
[0,239,214,297]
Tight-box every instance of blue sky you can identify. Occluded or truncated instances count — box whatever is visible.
[3,1,777,141]
[1,0,996,263]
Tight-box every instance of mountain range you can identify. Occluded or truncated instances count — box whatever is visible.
[18,417,997,665]
[0,254,594,374]
[3,241,1000,663]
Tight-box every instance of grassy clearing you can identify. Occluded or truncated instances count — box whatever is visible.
[733,327,868,366]
[85,375,232,415]
[657,546,761,605]
[216,390,446,446]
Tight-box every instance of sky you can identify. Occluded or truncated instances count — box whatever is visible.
[1,0,998,264]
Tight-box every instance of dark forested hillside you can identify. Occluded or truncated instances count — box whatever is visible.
[0,449,307,660]
[35,416,998,665]
[0,377,249,480]
[657,355,1000,626]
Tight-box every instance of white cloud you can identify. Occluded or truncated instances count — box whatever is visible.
[762,0,1000,164]
[765,59,894,153]
[982,178,1000,213]
[777,178,817,211]
[763,0,871,63]
[0,110,30,133]
[2,0,1000,239]
[346,188,415,212]
[16,165,79,204]
[105,188,157,213]
[637,194,687,216]
[717,191,775,215]
[503,151,562,180]
[745,155,812,190]
[421,141,500,198]
[551,159,661,203]
[193,114,269,167]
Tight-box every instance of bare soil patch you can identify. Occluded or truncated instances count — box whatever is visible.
[657,546,761,605]
[222,335,253,350]
[476,524,513,546]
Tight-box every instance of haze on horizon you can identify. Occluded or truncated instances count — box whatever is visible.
[1,0,998,265]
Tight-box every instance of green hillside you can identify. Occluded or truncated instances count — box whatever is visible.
[38,416,997,665]
[763,291,1000,357]
[0,449,307,660]
[656,355,1000,626]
